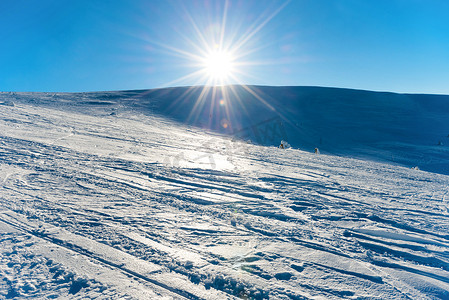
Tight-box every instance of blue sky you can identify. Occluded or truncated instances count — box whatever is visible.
[1,0,449,93]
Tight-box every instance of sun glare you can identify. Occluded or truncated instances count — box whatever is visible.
[152,1,289,88]
[202,50,235,83]
[146,1,290,131]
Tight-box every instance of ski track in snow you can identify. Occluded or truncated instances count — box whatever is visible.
[1,92,449,299]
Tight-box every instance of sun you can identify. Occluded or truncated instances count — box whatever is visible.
[202,49,235,83]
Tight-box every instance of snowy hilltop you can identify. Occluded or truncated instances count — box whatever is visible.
[0,86,449,299]
[131,85,449,175]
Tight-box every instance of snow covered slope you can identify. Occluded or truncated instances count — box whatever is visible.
[5,86,448,174]
[134,86,449,175]
[1,89,449,299]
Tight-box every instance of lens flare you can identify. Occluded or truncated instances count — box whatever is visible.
[137,0,290,141]
[203,50,235,82]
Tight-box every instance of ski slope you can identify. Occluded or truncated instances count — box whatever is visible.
[1,88,449,299]
[134,86,449,175]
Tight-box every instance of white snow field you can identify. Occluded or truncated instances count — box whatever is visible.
[0,87,449,299]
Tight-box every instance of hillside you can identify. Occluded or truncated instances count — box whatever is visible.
[138,86,449,175]
[0,87,449,299]
[14,85,447,174]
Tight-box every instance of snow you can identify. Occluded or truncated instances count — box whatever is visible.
[0,87,449,299]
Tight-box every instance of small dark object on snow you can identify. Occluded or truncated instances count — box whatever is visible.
[279,140,290,149]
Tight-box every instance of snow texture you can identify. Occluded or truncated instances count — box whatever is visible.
[0,86,449,299]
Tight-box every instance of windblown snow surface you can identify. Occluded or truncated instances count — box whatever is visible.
[0,86,449,299]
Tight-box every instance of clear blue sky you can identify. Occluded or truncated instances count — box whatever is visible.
[1,0,449,94]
